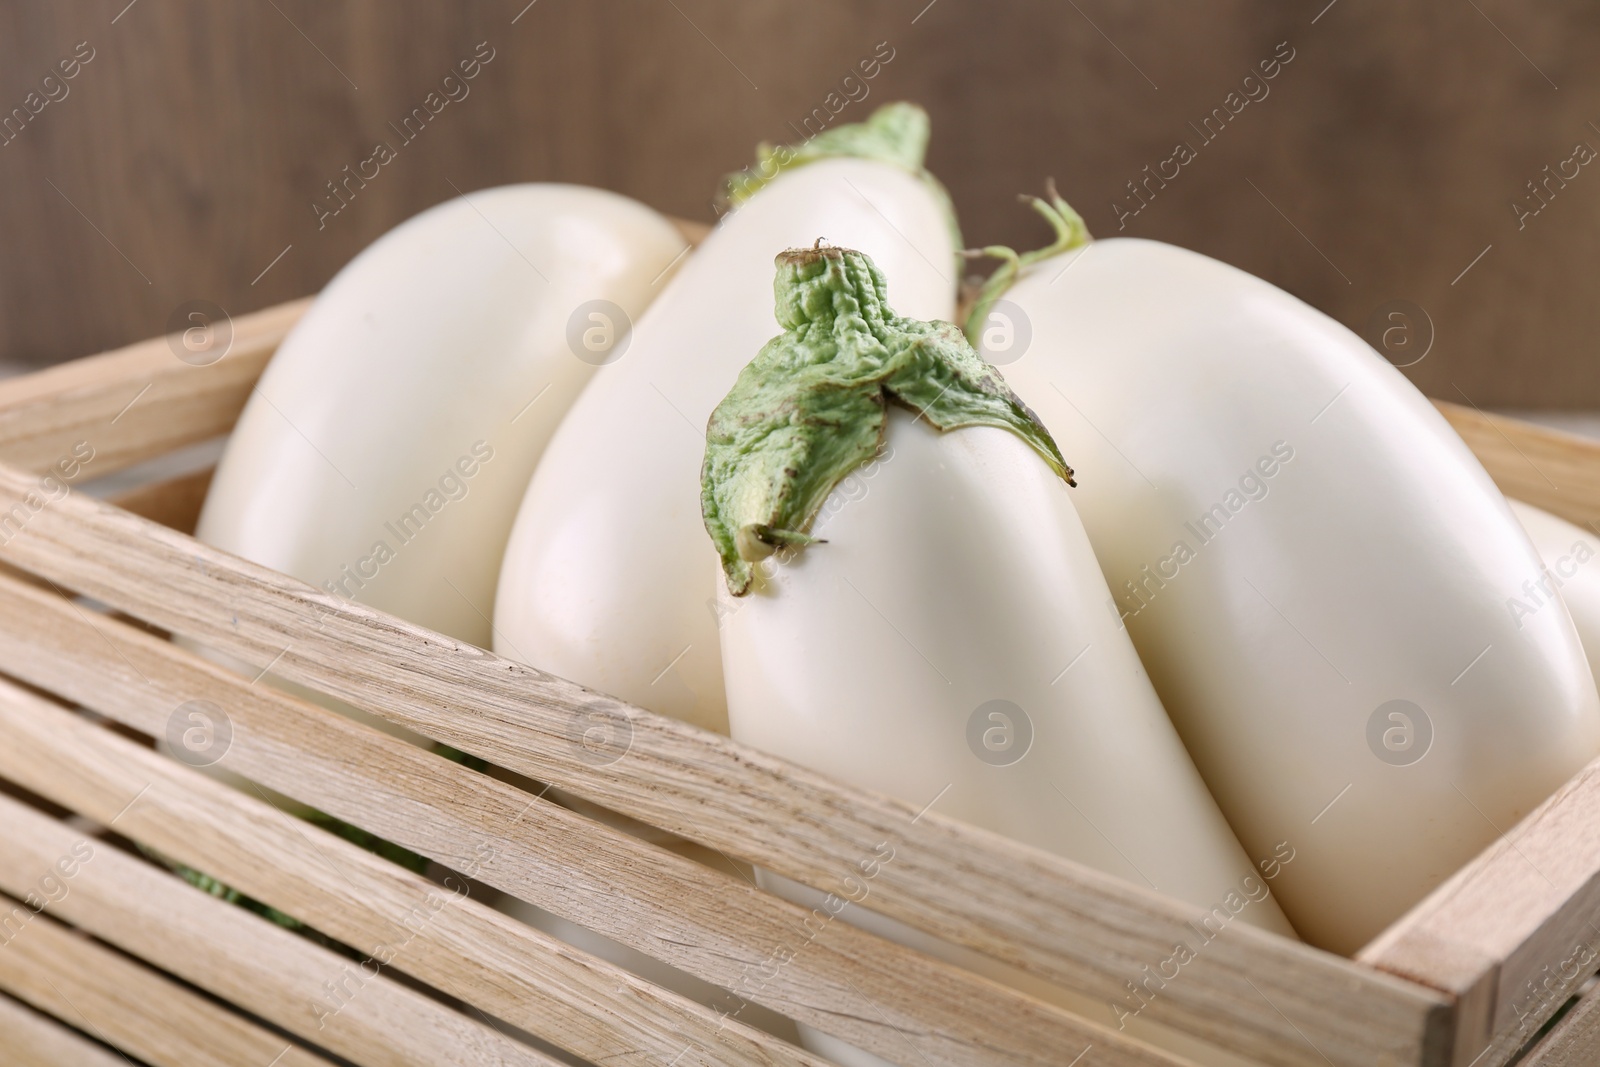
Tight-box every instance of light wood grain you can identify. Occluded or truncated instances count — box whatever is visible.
[0,890,333,1067]
[0,456,1450,1067]
[104,464,214,532]
[1523,981,1600,1067]
[0,297,307,479]
[0,586,1189,1067]
[1359,750,1600,1066]
[0,684,845,1067]
[1434,400,1600,530]
[0,992,133,1067]
[0,790,560,1067]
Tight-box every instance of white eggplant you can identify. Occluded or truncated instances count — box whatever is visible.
[1509,498,1600,684]
[705,246,1293,1066]
[493,104,959,732]
[977,191,1600,954]
[717,411,1295,925]
[198,183,688,649]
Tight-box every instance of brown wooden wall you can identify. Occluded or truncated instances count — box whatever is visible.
[1,1,1595,406]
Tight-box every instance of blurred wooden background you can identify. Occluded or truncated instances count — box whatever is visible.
[0,0,1594,406]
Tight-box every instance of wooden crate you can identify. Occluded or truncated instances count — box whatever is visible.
[0,296,1596,1067]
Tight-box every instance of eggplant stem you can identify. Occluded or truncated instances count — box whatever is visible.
[963,180,1092,348]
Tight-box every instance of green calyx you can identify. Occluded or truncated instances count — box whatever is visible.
[962,181,1092,347]
[721,101,963,269]
[702,243,1074,596]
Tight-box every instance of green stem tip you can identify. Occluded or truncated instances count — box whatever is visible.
[962,180,1092,347]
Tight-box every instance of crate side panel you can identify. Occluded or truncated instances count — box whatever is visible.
[0,791,559,1067]
[0,463,1452,1066]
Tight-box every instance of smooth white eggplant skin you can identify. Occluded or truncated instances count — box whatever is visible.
[197,184,688,649]
[493,160,956,732]
[719,410,1294,1067]
[718,409,1299,916]
[1509,499,1600,684]
[988,236,1600,954]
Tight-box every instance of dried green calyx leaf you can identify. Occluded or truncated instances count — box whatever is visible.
[702,243,1074,596]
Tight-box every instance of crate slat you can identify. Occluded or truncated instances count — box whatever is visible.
[0,992,137,1067]
[0,580,1188,1067]
[0,891,333,1067]
[0,574,1293,1067]
[1523,980,1600,1066]
[0,791,560,1067]
[1359,752,1600,1066]
[1434,400,1600,528]
[0,298,308,480]
[0,458,1450,1067]
[0,678,845,1067]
